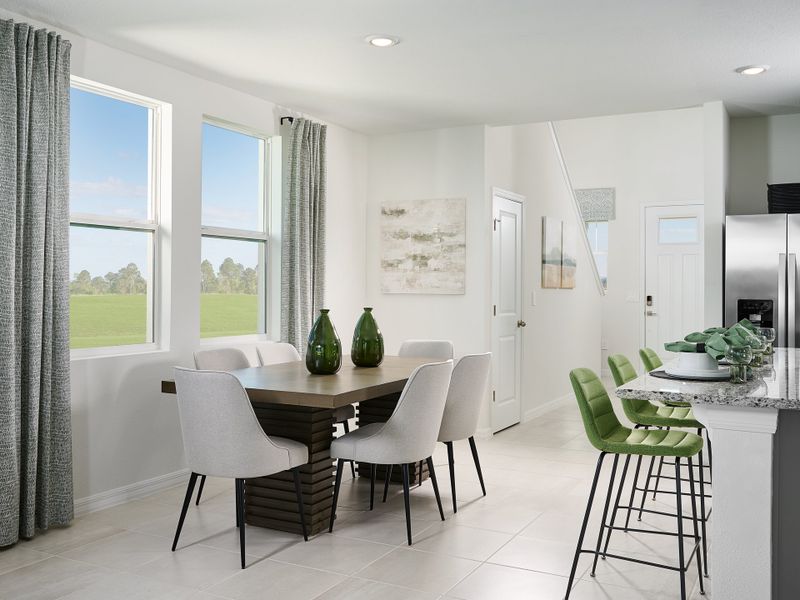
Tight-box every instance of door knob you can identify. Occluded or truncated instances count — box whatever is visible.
[517,320,527,328]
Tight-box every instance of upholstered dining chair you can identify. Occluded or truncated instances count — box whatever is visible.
[191,348,252,504]
[172,368,309,568]
[258,341,357,477]
[328,360,453,546]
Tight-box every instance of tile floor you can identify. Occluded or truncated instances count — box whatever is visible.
[0,402,710,600]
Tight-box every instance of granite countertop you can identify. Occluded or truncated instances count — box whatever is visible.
[615,348,800,410]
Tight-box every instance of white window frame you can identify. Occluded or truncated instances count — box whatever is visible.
[69,76,167,359]
[586,220,609,289]
[200,116,275,341]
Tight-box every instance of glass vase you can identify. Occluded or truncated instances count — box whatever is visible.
[351,307,384,368]
[306,309,342,375]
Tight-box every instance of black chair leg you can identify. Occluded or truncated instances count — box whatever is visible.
[172,472,198,551]
[675,459,687,600]
[418,459,424,487]
[195,475,206,505]
[370,463,376,510]
[329,458,345,533]
[468,436,486,496]
[343,421,356,478]
[235,479,241,528]
[565,453,607,599]
[687,458,705,595]
[382,464,393,502]
[638,456,657,521]
[653,456,665,500]
[698,447,709,577]
[401,463,412,545]
[623,455,643,531]
[236,478,246,569]
[292,467,308,542]
[426,457,445,520]
[446,441,457,514]
[591,454,619,576]
[602,454,631,558]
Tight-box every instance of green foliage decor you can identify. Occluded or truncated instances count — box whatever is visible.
[664,318,764,361]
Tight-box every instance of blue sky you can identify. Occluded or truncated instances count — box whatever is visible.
[70,89,263,280]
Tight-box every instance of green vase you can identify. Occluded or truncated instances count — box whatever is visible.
[306,309,342,375]
[351,307,384,367]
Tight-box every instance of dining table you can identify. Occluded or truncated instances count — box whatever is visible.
[161,355,431,536]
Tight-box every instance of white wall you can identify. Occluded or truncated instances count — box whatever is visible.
[553,108,705,369]
[0,8,368,506]
[728,113,800,216]
[703,101,728,328]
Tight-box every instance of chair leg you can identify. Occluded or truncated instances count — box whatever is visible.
[602,454,631,558]
[235,479,241,528]
[292,467,308,542]
[369,463,377,510]
[342,421,356,478]
[195,475,206,505]
[652,456,665,500]
[468,436,487,496]
[687,458,705,595]
[236,478,246,569]
[172,472,198,551]
[638,456,657,521]
[401,464,413,545]
[565,453,607,599]
[698,446,709,577]
[426,456,445,521]
[329,458,345,533]
[382,464,393,502]
[675,458,687,600]
[591,454,619,576]
[446,441,457,514]
[418,459,424,487]
[623,455,643,531]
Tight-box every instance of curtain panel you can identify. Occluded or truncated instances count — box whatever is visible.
[0,19,74,546]
[281,118,327,352]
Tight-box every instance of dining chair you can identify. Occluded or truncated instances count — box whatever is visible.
[172,367,309,568]
[191,348,252,505]
[257,341,357,477]
[328,360,453,545]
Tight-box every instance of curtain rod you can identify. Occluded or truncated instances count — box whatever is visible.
[280,116,294,125]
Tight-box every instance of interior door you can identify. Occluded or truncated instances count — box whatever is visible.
[644,205,704,360]
[492,191,523,433]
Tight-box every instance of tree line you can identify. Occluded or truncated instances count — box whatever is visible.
[70,258,258,295]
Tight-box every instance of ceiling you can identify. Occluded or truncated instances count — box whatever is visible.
[3,0,800,134]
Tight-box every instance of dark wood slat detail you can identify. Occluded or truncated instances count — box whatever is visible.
[356,392,429,485]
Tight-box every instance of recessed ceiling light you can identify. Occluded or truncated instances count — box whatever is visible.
[736,65,770,76]
[365,35,399,48]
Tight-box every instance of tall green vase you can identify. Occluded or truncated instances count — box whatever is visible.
[306,309,342,375]
[351,307,384,367]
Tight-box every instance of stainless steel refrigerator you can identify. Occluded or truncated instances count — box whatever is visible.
[725,214,800,347]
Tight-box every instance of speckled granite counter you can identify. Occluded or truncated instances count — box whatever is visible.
[615,348,800,410]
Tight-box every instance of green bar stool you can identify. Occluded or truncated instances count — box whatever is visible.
[609,353,710,576]
[565,368,705,600]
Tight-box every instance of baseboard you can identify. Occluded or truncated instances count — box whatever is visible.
[74,468,190,517]
[522,393,572,423]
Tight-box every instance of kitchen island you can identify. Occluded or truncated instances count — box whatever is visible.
[616,348,800,600]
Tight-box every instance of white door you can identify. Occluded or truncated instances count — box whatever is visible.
[644,205,704,359]
[492,191,524,433]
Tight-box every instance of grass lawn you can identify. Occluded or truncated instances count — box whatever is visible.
[70,293,259,349]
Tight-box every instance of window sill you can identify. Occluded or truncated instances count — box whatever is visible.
[70,344,169,362]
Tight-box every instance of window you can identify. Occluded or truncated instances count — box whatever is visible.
[69,80,163,351]
[659,217,698,244]
[586,221,608,289]
[200,120,269,338]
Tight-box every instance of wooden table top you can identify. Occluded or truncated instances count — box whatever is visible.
[161,355,433,409]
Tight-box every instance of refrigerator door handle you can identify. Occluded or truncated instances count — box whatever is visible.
[790,254,797,348]
[779,253,787,348]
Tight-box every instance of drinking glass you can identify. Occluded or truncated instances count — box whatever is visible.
[757,327,776,355]
[726,344,753,384]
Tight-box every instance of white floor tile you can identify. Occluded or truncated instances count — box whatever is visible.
[446,562,570,600]
[270,534,394,575]
[206,558,345,600]
[410,524,513,561]
[312,577,439,600]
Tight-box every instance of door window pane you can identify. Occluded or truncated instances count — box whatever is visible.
[70,87,150,220]
[201,123,264,231]
[69,226,152,348]
[200,237,265,338]
[659,217,698,244]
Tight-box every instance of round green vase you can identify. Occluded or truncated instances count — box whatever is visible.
[351,307,384,367]
[306,309,342,375]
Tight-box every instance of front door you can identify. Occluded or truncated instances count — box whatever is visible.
[492,190,524,432]
[644,205,705,360]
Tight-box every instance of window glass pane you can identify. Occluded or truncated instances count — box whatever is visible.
[659,217,698,244]
[586,221,609,289]
[69,226,152,348]
[70,88,150,220]
[200,237,264,338]
[201,123,263,231]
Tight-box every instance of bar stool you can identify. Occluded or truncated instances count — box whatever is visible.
[565,368,705,600]
[608,354,710,576]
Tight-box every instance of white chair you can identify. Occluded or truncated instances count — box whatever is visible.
[258,341,357,477]
[328,360,454,545]
[172,367,309,568]
[398,339,454,360]
[437,353,491,513]
[191,348,252,504]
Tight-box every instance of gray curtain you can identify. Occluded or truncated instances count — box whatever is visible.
[281,118,327,351]
[0,20,74,546]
